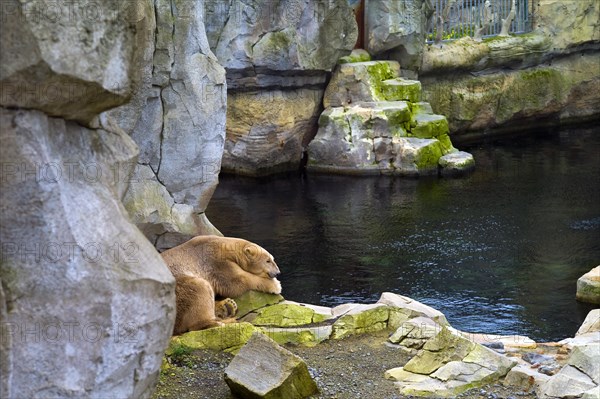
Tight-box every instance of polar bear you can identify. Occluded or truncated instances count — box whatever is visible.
[161,235,281,334]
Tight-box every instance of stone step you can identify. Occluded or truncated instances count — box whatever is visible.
[410,113,455,154]
[323,61,401,108]
[318,101,411,139]
[381,78,422,102]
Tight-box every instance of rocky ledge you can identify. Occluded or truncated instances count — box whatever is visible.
[159,292,599,399]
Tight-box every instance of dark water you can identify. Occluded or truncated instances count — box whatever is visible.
[207,127,600,342]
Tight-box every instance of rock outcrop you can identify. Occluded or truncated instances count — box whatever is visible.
[101,0,227,250]
[165,291,600,398]
[576,266,600,304]
[359,0,600,141]
[307,58,474,176]
[206,0,358,176]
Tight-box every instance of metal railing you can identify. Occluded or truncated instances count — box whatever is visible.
[426,0,532,42]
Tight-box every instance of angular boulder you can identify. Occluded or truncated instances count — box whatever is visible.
[323,61,401,108]
[576,266,600,304]
[0,0,136,123]
[224,333,319,399]
[331,304,390,339]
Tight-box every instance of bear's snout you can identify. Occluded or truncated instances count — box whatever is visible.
[268,270,280,279]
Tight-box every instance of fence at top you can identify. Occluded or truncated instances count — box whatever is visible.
[426,0,533,42]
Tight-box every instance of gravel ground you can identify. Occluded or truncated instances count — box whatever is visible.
[152,331,539,399]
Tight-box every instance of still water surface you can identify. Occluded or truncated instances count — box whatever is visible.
[207,127,600,341]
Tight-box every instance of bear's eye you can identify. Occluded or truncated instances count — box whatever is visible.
[266,259,271,263]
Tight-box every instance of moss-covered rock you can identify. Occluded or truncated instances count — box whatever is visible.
[422,54,600,139]
[331,304,390,339]
[387,326,517,397]
[252,303,329,327]
[438,151,475,176]
[339,49,371,64]
[234,290,285,318]
[224,333,319,399]
[393,137,444,176]
[381,78,422,102]
[263,326,333,347]
[323,61,400,108]
[170,322,260,353]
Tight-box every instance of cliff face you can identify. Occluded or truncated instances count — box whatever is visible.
[206,0,358,176]
[102,0,227,250]
[0,0,228,396]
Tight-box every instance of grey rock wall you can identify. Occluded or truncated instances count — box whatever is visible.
[206,0,358,176]
[101,0,227,249]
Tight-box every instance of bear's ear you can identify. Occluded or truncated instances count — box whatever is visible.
[243,244,260,261]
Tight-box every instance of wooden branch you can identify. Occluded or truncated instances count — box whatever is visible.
[499,0,517,37]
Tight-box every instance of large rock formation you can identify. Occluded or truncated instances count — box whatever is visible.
[206,0,358,176]
[101,0,227,250]
[306,59,473,176]
[0,1,182,397]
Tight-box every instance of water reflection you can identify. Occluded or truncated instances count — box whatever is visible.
[207,127,600,341]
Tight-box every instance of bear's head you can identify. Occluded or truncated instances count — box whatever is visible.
[240,243,280,279]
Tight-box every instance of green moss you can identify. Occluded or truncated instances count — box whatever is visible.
[366,62,398,100]
[172,322,260,353]
[381,79,422,102]
[264,31,291,51]
[413,140,443,171]
[252,303,327,327]
[331,306,390,339]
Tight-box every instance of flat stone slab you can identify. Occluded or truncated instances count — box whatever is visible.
[576,266,600,304]
[438,151,475,176]
[224,333,319,399]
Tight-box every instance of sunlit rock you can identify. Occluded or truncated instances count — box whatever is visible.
[576,266,600,304]
[576,309,600,336]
